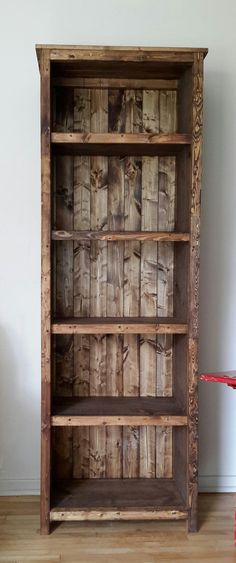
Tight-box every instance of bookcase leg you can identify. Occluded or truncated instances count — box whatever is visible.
[187,486,198,533]
[187,512,198,533]
[40,514,50,535]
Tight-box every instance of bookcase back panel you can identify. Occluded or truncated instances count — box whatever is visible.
[52,426,173,480]
[53,240,175,317]
[53,87,177,134]
[53,334,173,398]
[53,154,176,232]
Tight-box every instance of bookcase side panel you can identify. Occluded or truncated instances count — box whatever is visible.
[40,49,51,535]
[188,52,204,533]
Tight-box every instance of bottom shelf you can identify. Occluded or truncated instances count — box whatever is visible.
[50,479,187,521]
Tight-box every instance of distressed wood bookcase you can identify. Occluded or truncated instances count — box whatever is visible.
[36,44,207,534]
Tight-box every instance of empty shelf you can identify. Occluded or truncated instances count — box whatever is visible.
[50,479,187,521]
[51,397,187,426]
[52,318,188,335]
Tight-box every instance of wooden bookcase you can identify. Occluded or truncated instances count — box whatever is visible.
[36,45,208,534]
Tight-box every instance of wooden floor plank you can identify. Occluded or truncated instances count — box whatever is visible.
[0,494,235,563]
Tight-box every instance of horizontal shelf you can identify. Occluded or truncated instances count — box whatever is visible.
[52,318,188,335]
[50,479,187,521]
[52,230,190,242]
[52,132,191,156]
[51,397,187,426]
[52,132,191,145]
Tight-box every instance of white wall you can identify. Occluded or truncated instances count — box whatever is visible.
[0,0,236,494]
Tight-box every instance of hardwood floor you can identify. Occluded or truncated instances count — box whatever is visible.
[0,494,235,562]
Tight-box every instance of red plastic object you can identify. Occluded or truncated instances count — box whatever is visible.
[199,370,236,544]
[199,371,236,389]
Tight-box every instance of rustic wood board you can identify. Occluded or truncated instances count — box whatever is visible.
[53,89,74,485]
[106,155,124,477]
[73,136,91,478]
[187,52,204,533]
[140,90,159,478]
[40,49,51,534]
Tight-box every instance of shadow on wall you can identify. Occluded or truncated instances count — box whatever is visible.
[0,327,40,494]
[199,67,236,492]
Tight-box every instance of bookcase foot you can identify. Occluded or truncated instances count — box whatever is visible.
[40,517,50,535]
[187,513,198,533]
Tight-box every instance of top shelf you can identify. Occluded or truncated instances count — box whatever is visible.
[51,132,192,156]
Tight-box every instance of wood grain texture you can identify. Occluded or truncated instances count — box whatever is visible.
[52,416,187,427]
[140,91,159,478]
[52,131,191,145]
[40,49,51,535]
[156,91,177,479]
[73,152,91,480]
[52,230,190,241]
[188,52,204,533]
[89,89,108,478]
[52,319,188,334]
[47,45,205,63]
[74,88,90,132]
[50,509,187,521]
[72,89,91,480]
[53,87,74,494]
[37,44,208,60]
[123,92,142,478]
[106,156,124,477]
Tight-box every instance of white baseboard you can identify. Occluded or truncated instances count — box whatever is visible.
[0,479,40,495]
[0,476,235,496]
[199,475,236,492]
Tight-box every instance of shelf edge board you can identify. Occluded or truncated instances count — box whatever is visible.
[51,132,192,145]
[50,508,188,521]
[51,415,188,426]
[52,230,190,242]
[51,322,188,335]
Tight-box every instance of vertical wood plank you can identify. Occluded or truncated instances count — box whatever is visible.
[89,89,108,478]
[122,91,142,477]
[108,89,125,132]
[156,91,177,479]
[188,53,204,533]
[73,91,91,478]
[54,89,74,486]
[40,49,51,535]
[53,87,73,132]
[106,156,124,478]
[123,154,141,477]
[156,156,175,402]
[125,90,142,132]
[55,157,74,321]
[155,426,173,477]
[143,90,159,133]
[73,150,91,478]
[140,91,159,478]
[74,88,90,132]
